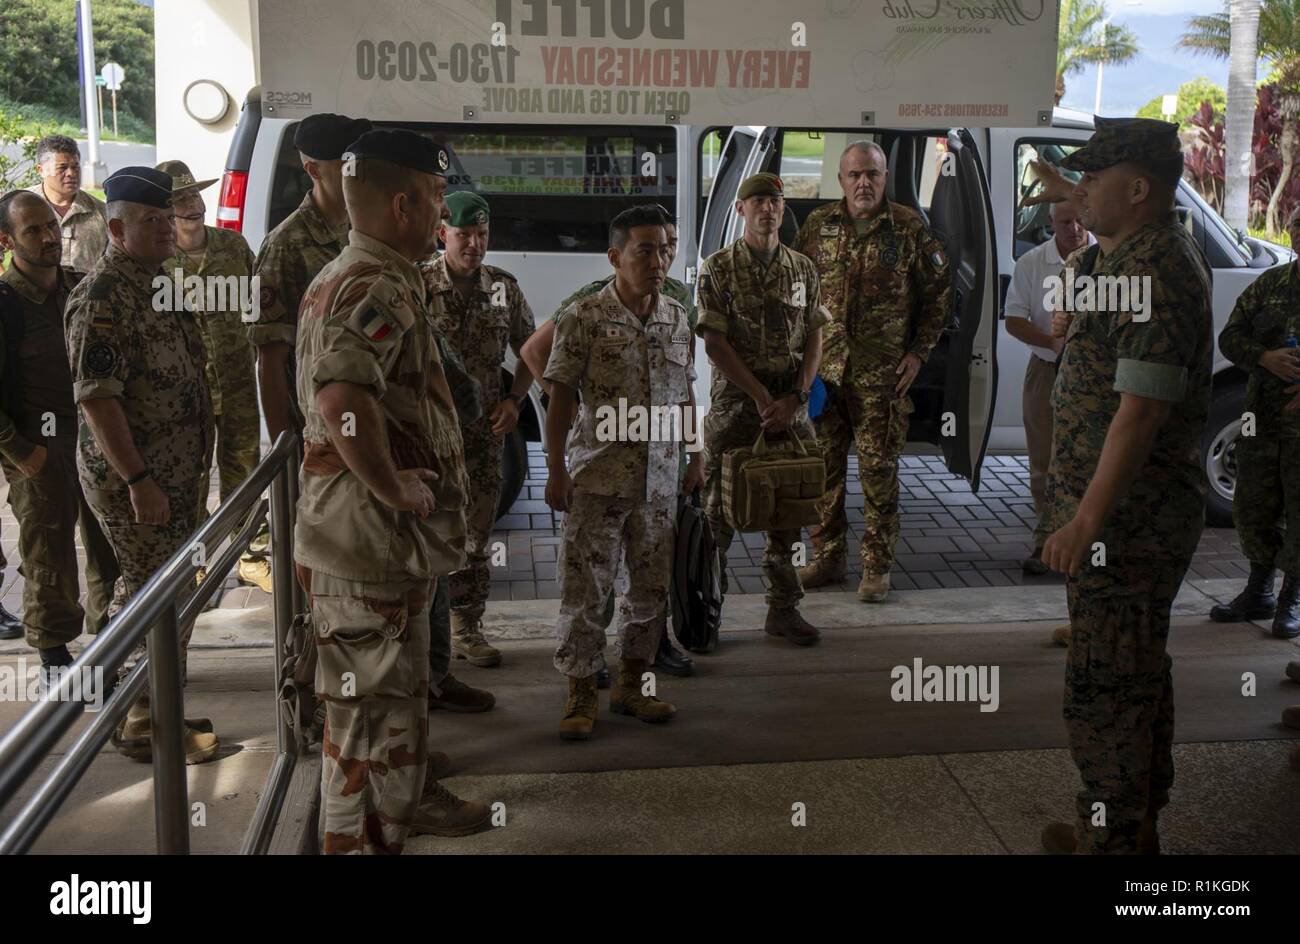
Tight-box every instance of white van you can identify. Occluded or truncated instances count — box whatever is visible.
[219,90,1289,523]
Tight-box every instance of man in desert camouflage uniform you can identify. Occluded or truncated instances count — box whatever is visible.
[1211,203,1300,640]
[294,130,489,853]
[794,141,951,603]
[0,191,118,672]
[29,135,108,274]
[520,208,698,679]
[1035,118,1213,855]
[420,191,536,671]
[697,173,827,645]
[156,160,265,588]
[544,205,702,741]
[64,167,217,764]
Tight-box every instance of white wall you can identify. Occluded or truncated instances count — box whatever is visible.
[153,0,258,225]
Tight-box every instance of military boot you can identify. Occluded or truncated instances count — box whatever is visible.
[1271,576,1300,639]
[428,673,495,712]
[450,613,502,667]
[1050,624,1072,648]
[1209,563,1277,622]
[858,571,891,603]
[112,700,219,765]
[237,557,273,594]
[0,602,23,640]
[763,606,821,646]
[797,554,846,589]
[410,780,492,837]
[559,674,599,741]
[1041,816,1159,854]
[654,631,694,677]
[609,659,675,723]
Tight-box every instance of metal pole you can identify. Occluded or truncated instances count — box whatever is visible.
[270,457,297,756]
[149,605,190,854]
[286,439,306,617]
[77,0,105,185]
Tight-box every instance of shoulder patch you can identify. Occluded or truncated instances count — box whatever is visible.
[84,341,119,377]
[356,307,399,342]
[928,248,947,271]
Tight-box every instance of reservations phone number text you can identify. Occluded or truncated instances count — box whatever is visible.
[356,40,521,83]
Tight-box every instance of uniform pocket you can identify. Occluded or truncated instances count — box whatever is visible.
[312,593,416,701]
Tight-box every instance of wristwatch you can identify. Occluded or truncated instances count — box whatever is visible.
[795,388,810,405]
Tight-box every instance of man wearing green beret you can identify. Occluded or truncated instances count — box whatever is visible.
[420,191,536,678]
[1031,116,1213,855]
[793,142,952,603]
[697,172,827,645]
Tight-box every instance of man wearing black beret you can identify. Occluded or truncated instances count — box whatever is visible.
[64,166,219,764]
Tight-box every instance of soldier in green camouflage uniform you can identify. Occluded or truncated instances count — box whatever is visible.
[544,205,701,740]
[1036,118,1213,855]
[295,130,489,853]
[156,161,262,542]
[420,192,536,668]
[0,191,118,667]
[793,142,951,602]
[65,167,218,764]
[29,134,109,274]
[697,173,827,644]
[1212,203,1300,639]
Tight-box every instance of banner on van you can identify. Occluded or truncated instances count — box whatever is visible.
[258,0,1059,129]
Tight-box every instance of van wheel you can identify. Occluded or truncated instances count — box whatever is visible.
[496,428,529,522]
[1201,383,1244,528]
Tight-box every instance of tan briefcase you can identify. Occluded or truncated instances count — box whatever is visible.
[721,430,826,533]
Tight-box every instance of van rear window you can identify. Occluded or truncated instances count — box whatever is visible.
[268,122,677,253]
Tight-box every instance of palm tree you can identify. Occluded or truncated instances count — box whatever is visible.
[1055,0,1140,106]
[1182,0,1300,233]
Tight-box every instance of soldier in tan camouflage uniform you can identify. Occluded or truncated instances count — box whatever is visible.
[520,210,699,680]
[793,142,951,602]
[294,130,489,853]
[1034,118,1213,855]
[156,160,265,585]
[544,205,702,741]
[64,167,217,765]
[697,173,827,645]
[0,191,119,673]
[420,191,536,670]
[28,135,108,274]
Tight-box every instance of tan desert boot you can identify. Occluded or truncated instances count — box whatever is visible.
[858,571,890,603]
[797,554,846,589]
[1051,624,1072,647]
[559,674,599,741]
[609,659,675,723]
[410,780,492,837]
[450,613,502,667]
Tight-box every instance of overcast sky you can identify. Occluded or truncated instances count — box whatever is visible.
[1117,0,1223,14]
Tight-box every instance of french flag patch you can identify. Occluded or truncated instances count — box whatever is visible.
[360,308,394,341]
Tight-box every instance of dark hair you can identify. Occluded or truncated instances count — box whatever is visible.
[609,204,669,249]
[0,189,45,235]
[35,134,80,165]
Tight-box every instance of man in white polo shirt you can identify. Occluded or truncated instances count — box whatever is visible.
[1004,199,1093,575]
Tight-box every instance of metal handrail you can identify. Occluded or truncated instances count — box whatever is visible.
[0,430,303,854]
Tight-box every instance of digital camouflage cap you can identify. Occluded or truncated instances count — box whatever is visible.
[1061,116,1183,185]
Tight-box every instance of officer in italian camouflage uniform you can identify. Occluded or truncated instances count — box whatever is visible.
[1036,118,1213,855]
[420,191,536,669]
[64,167,218,765]
[29,134,109,274]
[294,130,488,853]
[0,190,118,669]
[544,205,701,741]
[793,142,951,602]
[522,210,698,679]
[156,161,262,567]
[697,173,827,644]
[1211,202,1300,639]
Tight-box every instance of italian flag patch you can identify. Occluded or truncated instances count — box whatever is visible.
[360,308,395,341]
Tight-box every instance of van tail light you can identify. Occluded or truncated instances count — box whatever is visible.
[216,170,247,232]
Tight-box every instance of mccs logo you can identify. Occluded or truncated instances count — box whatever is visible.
[266,90,312,106]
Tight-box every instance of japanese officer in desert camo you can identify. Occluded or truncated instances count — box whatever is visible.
[544,204,703,741]
[293,129,491,853]
[64,167,217,764]
[696,172,827,645]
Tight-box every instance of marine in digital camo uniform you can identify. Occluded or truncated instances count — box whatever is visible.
[1038,118,1213,855]
[1211,201,1300,640]
[156,161,262,557]
[64,167,217,764]
[294,130,488,853]
[420,191,536,669]
[793,141,951,602]
[697,172,827,645]
[0,191,118,669]
[544,205,698,741]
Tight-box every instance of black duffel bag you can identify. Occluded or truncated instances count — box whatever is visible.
[671,491,722,654]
